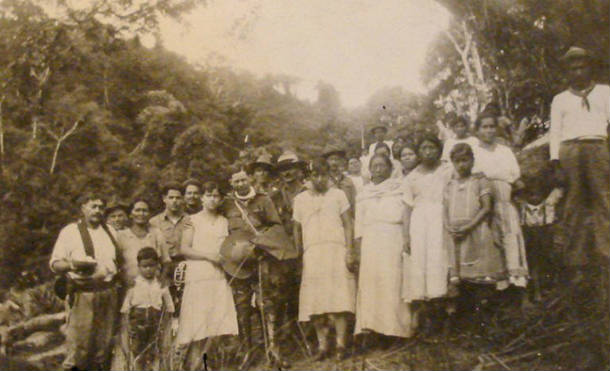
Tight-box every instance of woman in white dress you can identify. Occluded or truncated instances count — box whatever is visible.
[355,154,414,340]
[472,111,529,287]
[176,182,238,370]
[293,159,356,361]
[402,134,453,333]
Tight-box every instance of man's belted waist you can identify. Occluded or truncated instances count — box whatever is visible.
[70,278,116,293]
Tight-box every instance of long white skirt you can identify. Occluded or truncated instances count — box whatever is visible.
[356,222,413,338]
[402,202,448,302]
[176,260,238,345]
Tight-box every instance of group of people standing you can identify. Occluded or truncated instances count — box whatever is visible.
[49,46,609,371]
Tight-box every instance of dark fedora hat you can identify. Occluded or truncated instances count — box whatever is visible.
[247,153,275,175]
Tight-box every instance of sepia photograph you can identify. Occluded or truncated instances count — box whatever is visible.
[0,0,608,370]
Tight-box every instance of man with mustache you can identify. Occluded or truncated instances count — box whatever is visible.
[50,192,119,371]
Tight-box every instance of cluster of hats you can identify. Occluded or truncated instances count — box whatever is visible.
[245,150,308,176]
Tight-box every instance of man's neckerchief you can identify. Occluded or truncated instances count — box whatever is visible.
[569,82,596,111]
[233,186,257,203]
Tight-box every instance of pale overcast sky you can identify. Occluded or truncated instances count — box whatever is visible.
[157,0,450,108]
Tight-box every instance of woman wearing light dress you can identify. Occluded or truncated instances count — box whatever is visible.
[472,111,529,287]
[354,154,414,340]
[401,134,454,333]
[293,158,356,361]
[176,182,238,370]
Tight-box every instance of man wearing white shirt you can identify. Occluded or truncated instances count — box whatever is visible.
[550,46,609,370]
[549,47,609,266]
[50,193,119,371]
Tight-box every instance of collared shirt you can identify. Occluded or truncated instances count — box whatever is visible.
[549,84,610,159]
[149,211,192,260]
[49,222,117,282]
[221,192,281,234]
[120,276,175,313]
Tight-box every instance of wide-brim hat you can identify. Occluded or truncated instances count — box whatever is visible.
[276,151,307,172]
[321,144,346,158]
[559,46,593,63]
[247,153,275,175]
[220,229,257,279]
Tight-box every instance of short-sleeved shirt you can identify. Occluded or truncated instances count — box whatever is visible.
[293,188,350,248]
[444,173,492,224]
[149,211,192,260]
[120,275,174,313]
[49,222,117,282]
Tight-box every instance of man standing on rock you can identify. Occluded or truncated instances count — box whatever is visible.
[50,192,119,371]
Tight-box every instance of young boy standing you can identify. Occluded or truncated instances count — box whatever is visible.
[120,247,174,371]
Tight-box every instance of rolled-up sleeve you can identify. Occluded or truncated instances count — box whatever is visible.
[49,224,76,273]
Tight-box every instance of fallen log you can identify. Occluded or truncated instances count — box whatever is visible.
[11,331,64,353]
[6,312,65,344]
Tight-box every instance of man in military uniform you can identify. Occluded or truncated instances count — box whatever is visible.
[220,170,291,368]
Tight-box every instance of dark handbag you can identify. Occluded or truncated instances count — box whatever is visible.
[53,275,68,300]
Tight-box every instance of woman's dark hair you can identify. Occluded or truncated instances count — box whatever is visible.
[202,181,224,196]
[137,247,159,263]
[129,197,151,214]
[474,111,498,130]
[368,153,393,172]
[450,143,474,161]
[417,134,443,155]
[309,158,330,174]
